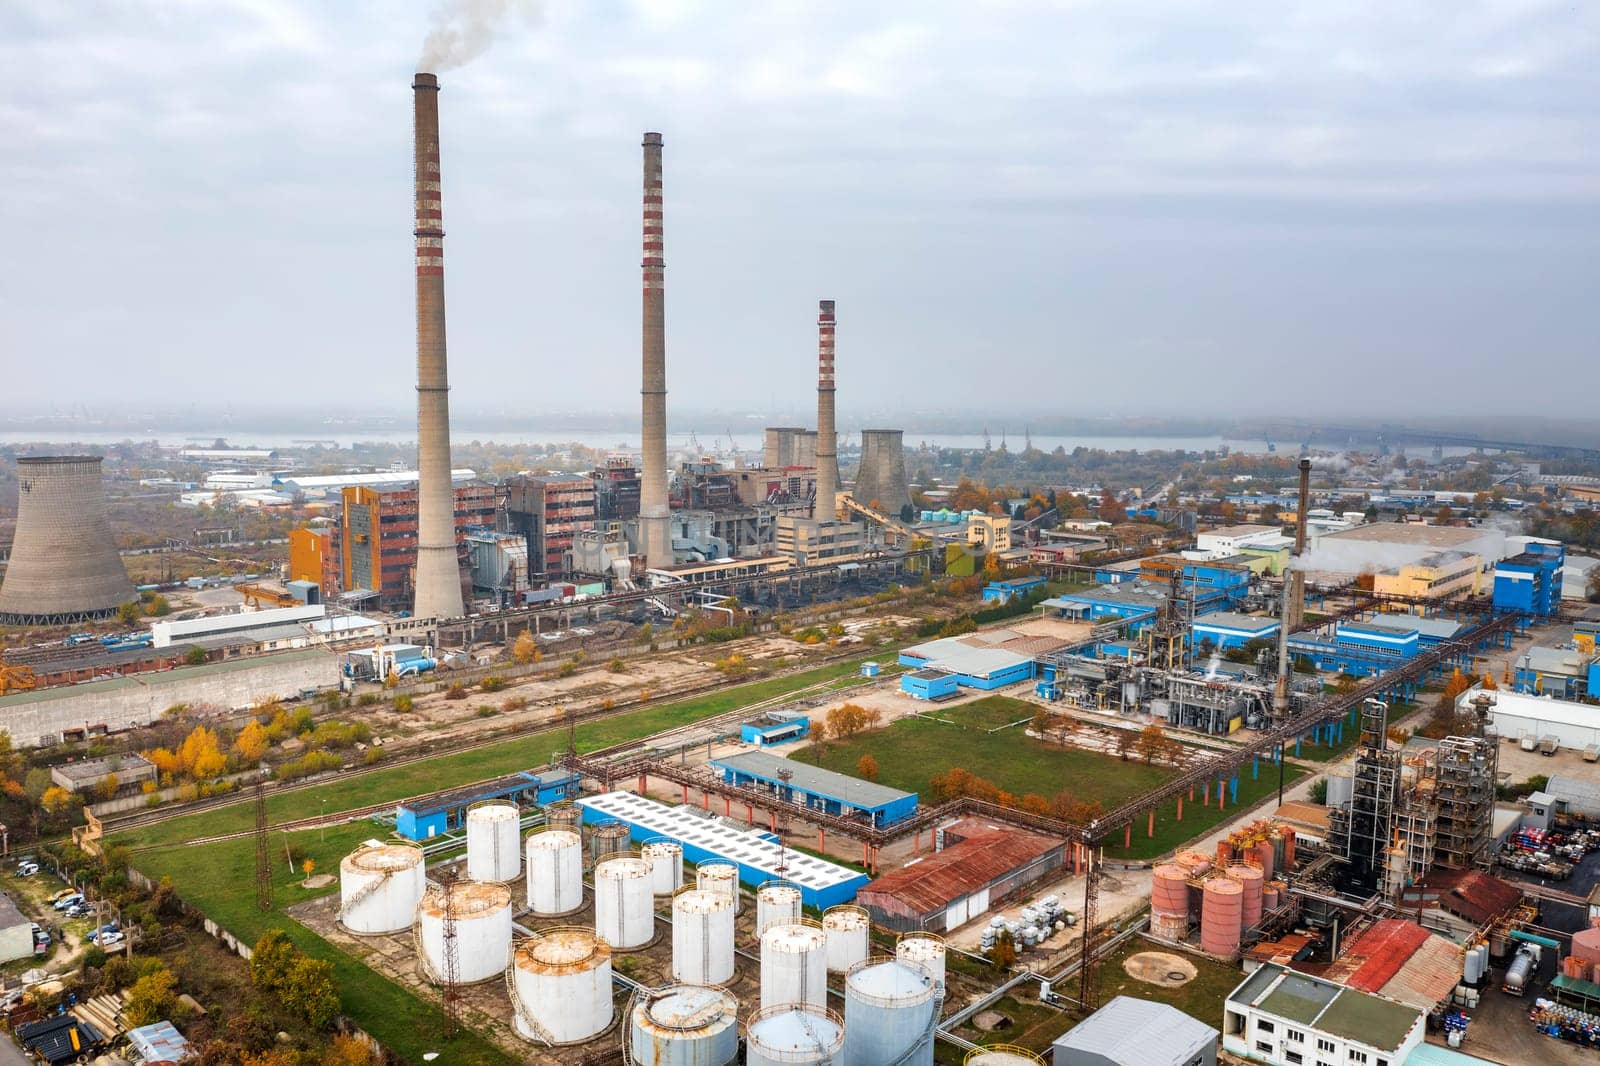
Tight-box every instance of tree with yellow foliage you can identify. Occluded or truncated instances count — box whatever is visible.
[512,630,538,665]
[233,720,269,762]
[41,786,75,816]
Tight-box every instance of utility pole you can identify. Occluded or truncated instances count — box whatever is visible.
[254,766,271,912]
[438,866,462,1039]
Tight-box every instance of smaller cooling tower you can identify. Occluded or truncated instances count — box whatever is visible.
[0,456,134,624]
[853,430,910,514]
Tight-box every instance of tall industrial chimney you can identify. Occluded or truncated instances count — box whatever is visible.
[814,300,839,520]
[0,456,134,624]
[410,72,465,620]
[1273,457,1314,717]
[639,132,671,568]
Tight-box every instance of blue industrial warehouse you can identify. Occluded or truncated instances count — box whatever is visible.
[710,749,919,828]
[1192,612,1280,651]
[1494,543,1565,620]
[395,768,578,841]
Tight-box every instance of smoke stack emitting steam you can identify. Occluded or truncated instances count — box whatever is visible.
[814,300,838,520]
[410,72,465,620]
[639,132,671,568]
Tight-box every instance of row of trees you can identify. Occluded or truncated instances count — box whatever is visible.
[925,767,1106,824]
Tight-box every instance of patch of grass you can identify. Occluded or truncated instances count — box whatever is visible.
[118,650,890,851]
[1092,937,1247,1025]
[793,714,1171,810]
[1105,755,1307,861]
[937,694,1037,731]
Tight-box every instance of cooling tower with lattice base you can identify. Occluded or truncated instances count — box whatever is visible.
[0,456,134,624]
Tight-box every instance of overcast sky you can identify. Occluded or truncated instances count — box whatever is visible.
[3,1,1597,420]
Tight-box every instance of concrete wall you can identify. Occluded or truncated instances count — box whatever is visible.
[0,651,338,748]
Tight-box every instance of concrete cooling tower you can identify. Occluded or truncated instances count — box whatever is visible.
[853,429,910,514]
[0,456,134,624]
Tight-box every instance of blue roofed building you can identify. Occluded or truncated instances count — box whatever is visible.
[1192,612,1280,651]
[1494,543,1565,620]
[740,711,811,746]
[897,629,1064,690]
[395,767,579,841]
[982,575,1048,603]
[710,749,918,827]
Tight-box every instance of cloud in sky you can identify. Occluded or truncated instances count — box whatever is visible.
[2,1,1596,418]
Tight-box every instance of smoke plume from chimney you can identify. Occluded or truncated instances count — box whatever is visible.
[410,72,465,620]
[419,0,541,71]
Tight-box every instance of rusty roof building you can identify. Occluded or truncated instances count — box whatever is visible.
[1321,919,1463,1011]
[1399,868,1522,928]
[855,818,1064,933]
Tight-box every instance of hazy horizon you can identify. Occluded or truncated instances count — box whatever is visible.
[5,2,1597,417]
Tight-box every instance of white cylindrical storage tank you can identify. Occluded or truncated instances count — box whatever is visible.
[896,932,947,988]
[643,839,685,896]
[628,984,739,1066]
[525,828,584,915]
[672,889,736,986]
[465,801,522,883]
[760,921,828,1011]
[417,881,514,985]
[757,881,803,937]
[842,957,937,1066]
[697,861,741,913]
[509,928,613,1045]
[744,1004,845,1066]
[964,1046,1045,1065]
[822,906,870,973]
[339,844,425,935]
[594,855,655,950]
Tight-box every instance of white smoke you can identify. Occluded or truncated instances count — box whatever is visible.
[419,0,541,71]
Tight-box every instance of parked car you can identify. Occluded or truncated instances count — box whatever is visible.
[48,888,77,904]
[96,931,124,947]
[16,862,39,877]
[53,894,84,911]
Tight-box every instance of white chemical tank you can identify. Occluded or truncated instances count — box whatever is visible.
[897,931,947,988]
[339,844,425,935]
[509,928,613,1045]
[417,881,514,985]
[842,957,937,1066]
[672,889,736,986]
[964,1046,1045,1065]
[594,854,655,950]
[628,984,739,1066]
[465,801,522,882]
[525,828,584,915]
[822,906,870,973]
[697,861,741,913]
[744,1004,845,1066]
[760,920,828,1011]
[642,839,685,896]
[757,880,803,937]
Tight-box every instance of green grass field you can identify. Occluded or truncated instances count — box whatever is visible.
[120,650,887,851]
[795,694,1304,861]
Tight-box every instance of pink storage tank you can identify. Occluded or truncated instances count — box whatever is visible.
[1216,841,1235,866]
[1227,865,1265,929]
[1175,850,1212,876]
[1570,927,1600,967]
[1282,829,1297,872]
[1151,865,1191,919]
[1200,878,1244,959]
[1262,881,1283,912]
[1251,841,1275,881]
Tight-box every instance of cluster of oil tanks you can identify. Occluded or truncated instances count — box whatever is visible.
[339,806,1027,1063]
[1148,828,1296,959]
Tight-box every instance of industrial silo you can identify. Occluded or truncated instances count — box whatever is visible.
[756,880,803,937]
[595,854,655,950]
[338,844,426,935]
[465,801,522,883]
[760,921,829,1011]
[1149,864,1191,941]
[671,889,736,986]
[545,800,582,834]
[0,456,134,624]
[627,984,739,1066]
[744,1004,845,1066]
[1199,877,1243,959]
[525,828,584,916]
[643,839,685,896]
[417,881,513,984]
[1227,864,1265,929]
[509,928,614,1044]
[842,957,937,1066]
[592,821,632,865]
[697,861,741,913]
[896,931,947,989]
[822,906,870,973]
[964,1046,1045,1065]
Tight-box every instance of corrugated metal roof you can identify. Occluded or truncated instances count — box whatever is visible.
[1050,995,1217,1065]
[1322,919,1462,1009]
[1412,869,1522,925]
[711,750,913,810]
[856,827,1061,916]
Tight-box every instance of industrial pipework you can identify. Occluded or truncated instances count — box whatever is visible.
[639,132,671,568]
[814,299,840,519]
[410,72,465,620]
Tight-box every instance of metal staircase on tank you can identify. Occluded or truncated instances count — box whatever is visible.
[503,945,555,1047]
[336,866,396,922]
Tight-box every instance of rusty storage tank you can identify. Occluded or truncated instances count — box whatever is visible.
[896,931,947,989]
[822,905,870,973]
[628,984,739,1066]
[544,801,582,833]
[417,880,514,984]
[964,1047,1045,1066]
[1262,881,1283,913]
[509,928,613,1045]
[0,456,134,624]
[1227,864,1265,929]
[697,861,741,913]
[339,844,426,935]
[1174,850,1212,876]
[1199,877,1243,959]
[1215,840,1235,866]
[756,880,803,937]
[1149,864,1191,940]
[592,821,632,865]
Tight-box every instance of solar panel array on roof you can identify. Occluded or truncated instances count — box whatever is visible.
[577,791,861,893]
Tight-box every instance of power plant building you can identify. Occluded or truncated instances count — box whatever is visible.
[764,428,817,470]
[0,456,134,624]
[339,482,495,610]
[504,473,598,578]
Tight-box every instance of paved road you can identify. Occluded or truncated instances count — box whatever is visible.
[0,1033,32,1066]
